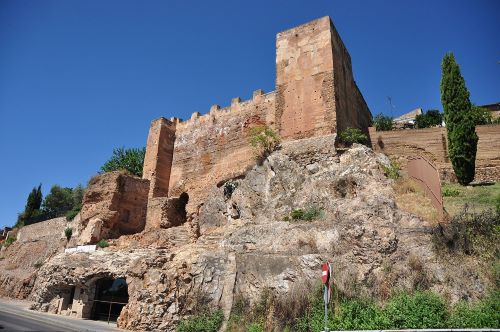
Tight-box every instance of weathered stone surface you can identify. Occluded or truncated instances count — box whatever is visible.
[145,193,189,231]
[0,217,67,299]
[75,172,149,244]
[29,138,493,331]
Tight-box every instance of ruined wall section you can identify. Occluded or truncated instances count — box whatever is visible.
[276,16,336,139]
[143,118,176,198]
[329,22,372,134]
[168,91,276,213]
[368,124,500,182]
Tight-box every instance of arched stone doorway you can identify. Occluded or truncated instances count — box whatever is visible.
[91,277,129,322]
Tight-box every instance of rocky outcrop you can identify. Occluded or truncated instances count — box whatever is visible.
[30,137,493,331]
[73,171,149,245]
[0,217,68,299]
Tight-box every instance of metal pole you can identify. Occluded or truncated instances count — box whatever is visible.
[107,296,113,325]
[324,284,329,332]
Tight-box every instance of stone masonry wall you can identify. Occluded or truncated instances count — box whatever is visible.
[16,217,68,243]
[368,124,500,182]
[329,22,372,134]
[275,17,336,139]
[168,91,276,213]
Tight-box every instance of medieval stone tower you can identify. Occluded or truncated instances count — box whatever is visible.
[142,16,371,229]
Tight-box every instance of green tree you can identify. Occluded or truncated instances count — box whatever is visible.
[16,184,43,227]
[100,147,146,177]
[440,53,478,185]
[415,110,443,128]
[373,114,393,131]
[470,105,492,125]
[42,185,74,219]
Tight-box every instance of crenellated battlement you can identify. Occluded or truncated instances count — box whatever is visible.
[174,89,276,130]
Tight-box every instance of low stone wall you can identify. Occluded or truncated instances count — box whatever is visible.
[16,217,68,243]
[368,124,500,183]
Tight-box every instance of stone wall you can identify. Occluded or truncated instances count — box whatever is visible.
[168,91,276,213]
[16,217,68,243]
[368,124,500,182]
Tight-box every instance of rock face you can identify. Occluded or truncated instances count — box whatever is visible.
[29,137,493,331]
[0,217,68,299]
[74,171,149,245]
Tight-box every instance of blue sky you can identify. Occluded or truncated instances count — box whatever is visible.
[0,0,499,228]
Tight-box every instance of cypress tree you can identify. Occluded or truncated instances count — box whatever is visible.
[25,184,43,217]
[440,53,477,185]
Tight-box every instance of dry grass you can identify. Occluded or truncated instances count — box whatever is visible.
[393,177,440,225]
[442,182,500,217]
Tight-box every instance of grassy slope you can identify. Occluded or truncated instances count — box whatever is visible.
[443,182,500,217]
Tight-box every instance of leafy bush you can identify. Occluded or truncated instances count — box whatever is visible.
[448,291,500,328]
[442,184,460,197]
[338,127,368,146]
[415,109,443,128]
[471,105,493,125]
[373,113,393,131]
[96,240,109,248]
[248,126,280,159]
[383,291,447,329]
[176,310,224,332]
[3,236,16,248]
[290,209,304,220]
[65,208,80,221]
[493,117,500,124]
[100,147,146,177]
[496,193,500,215]
[64,227,73,241]
[289,206,323,221]
[382,160,400,180]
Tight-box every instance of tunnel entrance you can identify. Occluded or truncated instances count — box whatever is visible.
[91,278,129,322]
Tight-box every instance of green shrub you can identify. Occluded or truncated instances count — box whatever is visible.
[288,206,323,221]
[65,208,80,221]
[448,291,500,328]
[96,240,109,248]
[338,127,368,146]
[442,184,460,197]
[373,113,393,131]
[176,310,224,332]
[496,193,500,215]
[64,227,73,241]
[291,209,305,220]
[247,322,264,332]
[382,160,400,180]
[493,117,500,124]
[382,291,447,329]
[248,126,280,159]
[471,105,493,125]
[100,147,146,177]
[3,236,16,247]
[415,110,443,128]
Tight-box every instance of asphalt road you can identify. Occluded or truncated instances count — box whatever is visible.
[0,310,74,331]
[0,299,122,332]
